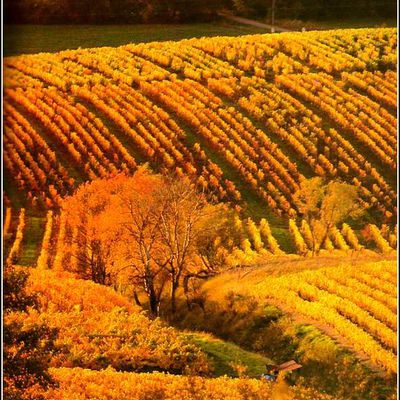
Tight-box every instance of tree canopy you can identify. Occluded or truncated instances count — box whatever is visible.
[232,0,396,20]
[4,0,221,23]
[61,168,233,316]
[292,177,363,254]
[5,0,396,23]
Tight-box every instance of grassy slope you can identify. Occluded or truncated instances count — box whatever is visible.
[4,27,396,260]
[5,18,397,57]
[4,22,270,57]
[202,256,397,368]
[211,252,397,280]
[185,332,272,378]
[4,22,291,248]
[174,255,397,399]
[18,216,46,266]
[26,267,275,381]
[266,17,397,31]
[4,171,26,210]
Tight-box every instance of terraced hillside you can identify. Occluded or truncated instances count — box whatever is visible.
[3,28,397,226]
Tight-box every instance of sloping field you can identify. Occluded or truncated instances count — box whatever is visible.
[204,260,397,375]
[3,28,397,226]
[16,267,339,400]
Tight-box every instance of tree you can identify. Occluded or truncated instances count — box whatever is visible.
[4,0,221,23]
[3,267,58,400]
[292,177,363,255]
[107,170,171,317]
[61,177,125,285]
[61,168,231,316]
[110,169,231,316]
[147,176,227,314]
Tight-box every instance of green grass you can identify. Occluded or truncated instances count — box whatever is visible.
[4,22,271,57]
[184,332,272,378]
[271,17,397,31]
[4,172,26,210]
[18,216,46,266]
[178,269,397,399]
[307,18,397,30]
[271,226,297,254]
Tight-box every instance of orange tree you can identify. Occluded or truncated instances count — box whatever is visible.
[61,167,231,316]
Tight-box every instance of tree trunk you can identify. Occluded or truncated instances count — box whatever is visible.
[312,240,321,256]
[183,275,192,310]
[148,286,160,317]
[170,280,178,314]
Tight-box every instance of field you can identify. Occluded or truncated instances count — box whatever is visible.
[308,18,397,30]
[4,18,397,57]
[4,28,397,217]
[3,26,398,400]
[4,23,271,57]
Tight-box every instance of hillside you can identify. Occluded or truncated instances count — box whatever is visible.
[4,28,397,226]
[9,266,338,400]
[202,259,397,374]
[3,204,397,272]
[171,255,397,399]
[3,27,398,400]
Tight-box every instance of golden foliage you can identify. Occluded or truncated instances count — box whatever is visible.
[3,28,396,220]
[45,367,338,400]
[245,261,397,374]
[7,208,26,265]
[26,268,210,374]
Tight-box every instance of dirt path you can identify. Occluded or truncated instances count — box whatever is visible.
[218,12,292,33]
[228,251,397,279]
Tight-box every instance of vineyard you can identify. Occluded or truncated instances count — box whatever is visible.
[45,367,337,400]
[3,26,398,400]
[204,260,397,375]
[3,28,397,224]
[2,206,397,269]
[2,27,399,265]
